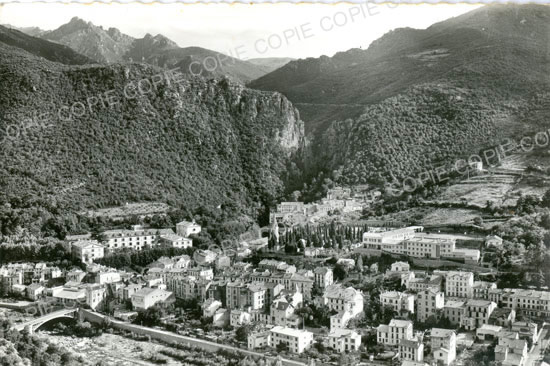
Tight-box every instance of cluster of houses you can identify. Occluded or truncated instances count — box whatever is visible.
[372,261,549,366]
[269,186,376,225]
[69,220,200,264]
[0,262,63,300]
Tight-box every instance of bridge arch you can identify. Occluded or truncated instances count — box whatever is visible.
[33,315,76,332]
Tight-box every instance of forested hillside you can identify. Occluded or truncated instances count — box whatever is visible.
[311,83,536,187]
[0,42,305,234]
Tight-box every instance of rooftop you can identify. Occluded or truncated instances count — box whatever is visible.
[270,326,312,337]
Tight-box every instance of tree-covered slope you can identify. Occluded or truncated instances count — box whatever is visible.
[0,42,305,222]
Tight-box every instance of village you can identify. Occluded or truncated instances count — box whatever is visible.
[0,186,548,366]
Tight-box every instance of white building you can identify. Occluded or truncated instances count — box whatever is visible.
[176,220,201,237]
[328,329,362,353]
[159,234,192,249]
[443,271,474,299]
[443,300,466,326]
[399,337,424,362]
[95,271,121,285]
[486,235,503,247]
[85,284,107,310]
[314,267,333,289]
[202,298,222,318]
[416,288,444,322]
[269,326,314,354]
[463,299,497,330]
[187,267,214,281]
[103,227,174,251]
[321,284,363,316]
[380,291,415,314]
[72,240,104,264]
[431,328,456,365]
[131,287,172,310]
[230,309,251,327]
[377,319,413,346]
[387,261,411,276]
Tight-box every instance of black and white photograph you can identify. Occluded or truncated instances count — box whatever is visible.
[0,2,549,365]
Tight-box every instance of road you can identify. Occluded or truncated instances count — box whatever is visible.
[525,327,549,366]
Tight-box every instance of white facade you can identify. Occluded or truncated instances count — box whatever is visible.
[131,287,172,310]
[159,234,192,249]
[399,338,424,362]
[176,220,201,237]
[269,326,313,354]
[416,288,444,322]
[321,284,363,316]
[380,291,415,314]
[314,267,333,289]
[72,240,104,264]
[328,329,361,353]
[377,319,414,346]
[444,271,474,298]
[463,299,497,330]
[103,228,174,251]
[431,328,456,365]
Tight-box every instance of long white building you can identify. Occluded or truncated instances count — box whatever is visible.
[362,227,480,262]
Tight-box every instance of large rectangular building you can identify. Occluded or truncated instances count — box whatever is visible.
[103,227,174,251]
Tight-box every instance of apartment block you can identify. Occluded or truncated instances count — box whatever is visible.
[443,300,466,326]
[380,291,415,314]
[269,326,314,354]
[399,337,424,362]
[377,319,414,346]
[463,299,497,330]
[416,288,444,322]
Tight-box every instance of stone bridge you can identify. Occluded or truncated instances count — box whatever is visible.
[13,308,79,334]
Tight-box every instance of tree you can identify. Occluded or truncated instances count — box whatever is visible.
[333,264,348,281]
[356,255,363,273]
[473,217,483,226]
[236,325,252,342]
[542,189,550,208]
[134,305,164,327]
[276,342,288,353]
[541,212,550,230]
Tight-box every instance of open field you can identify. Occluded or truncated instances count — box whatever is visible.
[36,331,182,366]
[421,208,484,226]
[79,202,172,219]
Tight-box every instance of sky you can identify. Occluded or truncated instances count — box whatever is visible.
[0,3,482,60]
